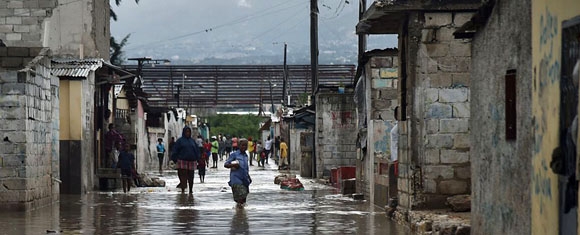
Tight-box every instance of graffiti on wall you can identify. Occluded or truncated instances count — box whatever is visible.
[530,4,576,235]
[539,7,560,87]
[331,111,355,129]
[534,7,561,159]
[533,159,553,214]
[373,120,394,158]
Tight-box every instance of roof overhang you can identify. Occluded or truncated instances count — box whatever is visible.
[356,3,404,35]
[453,0,495,39]
[357,0,482,35]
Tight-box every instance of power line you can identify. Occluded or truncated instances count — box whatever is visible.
[248,6,308,42]
[268,17,309,43]
[125,1,309,50]
[319,0,349,20]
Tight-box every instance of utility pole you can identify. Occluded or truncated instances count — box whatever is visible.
[358,0,367,61]
[310,0,318,94]
[310,0,319,179]
[267,81,275,115]
[283,43,288,106]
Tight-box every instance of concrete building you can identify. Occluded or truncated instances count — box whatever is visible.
[315,91,358,178]
[0,48,59,210]
[354,49,399,208]
[283,106,315,177]
[0,0,112,209]
[357,0,478,211]
[455,0,580,234]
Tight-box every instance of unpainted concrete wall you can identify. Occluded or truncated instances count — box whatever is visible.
[81,70,95,193]
[315,92,357,178]
[145,111,187,171]
[356,54,399,205]
[0,0,109,58]
[400,11,474,209]
[0,48,60,210]
[470,1,532,234]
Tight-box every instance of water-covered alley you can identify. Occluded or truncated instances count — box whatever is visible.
[0,163,406,235]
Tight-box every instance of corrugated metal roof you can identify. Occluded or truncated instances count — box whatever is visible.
[52,58,104,78]
[121,64,357,111]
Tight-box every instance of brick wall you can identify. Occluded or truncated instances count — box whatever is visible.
[0,47,59,210]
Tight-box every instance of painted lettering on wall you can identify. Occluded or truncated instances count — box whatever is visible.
[539,7,560,87]
[533,159,553,214]
[331,111,355,129]
[534,7,560,158]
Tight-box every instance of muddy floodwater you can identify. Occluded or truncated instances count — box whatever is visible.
[0,164,407,234]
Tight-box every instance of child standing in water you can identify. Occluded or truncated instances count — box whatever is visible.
[198,151,207,183]
[117,143,135,193]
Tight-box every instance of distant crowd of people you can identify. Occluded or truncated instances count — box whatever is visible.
[105,123,289,208]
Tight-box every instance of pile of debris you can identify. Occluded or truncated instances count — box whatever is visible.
[274,174,304,191]
[134,173,166,187]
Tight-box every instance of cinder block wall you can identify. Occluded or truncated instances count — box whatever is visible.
[0,47,60,210]
[355,52,399,206]
[400,12,474,209]
[315,92,357,178]
[0,0,110,58]
[0,1,57,47]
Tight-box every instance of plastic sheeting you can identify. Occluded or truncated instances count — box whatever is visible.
[354,71,367,151]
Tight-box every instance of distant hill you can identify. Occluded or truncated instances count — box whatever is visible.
[114,1,396,66]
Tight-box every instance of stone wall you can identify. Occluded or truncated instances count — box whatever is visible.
[400,11,474,209]
[315,92,357,178]
[0,0,110,58]
[470,1,532,234]
[0,47,60,210]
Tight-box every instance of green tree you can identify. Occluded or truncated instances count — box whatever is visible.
[207,114,266,140]
[111,0,140,21]
[110,34,130,65]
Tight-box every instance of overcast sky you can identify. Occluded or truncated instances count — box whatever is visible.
[110,0,397,63]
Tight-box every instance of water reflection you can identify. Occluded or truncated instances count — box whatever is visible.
[174,194,198,234]
[230,208,250,235]
[0,169,407,235]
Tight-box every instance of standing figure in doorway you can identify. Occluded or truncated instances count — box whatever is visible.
[105,124,126,168]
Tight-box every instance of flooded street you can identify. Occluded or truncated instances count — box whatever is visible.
[0,163,406,234]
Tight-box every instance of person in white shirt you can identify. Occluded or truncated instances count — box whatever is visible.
[390,106,400,178]
[264,136,273,164]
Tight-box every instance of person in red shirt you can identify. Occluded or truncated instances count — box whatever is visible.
[203,139,214,168]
